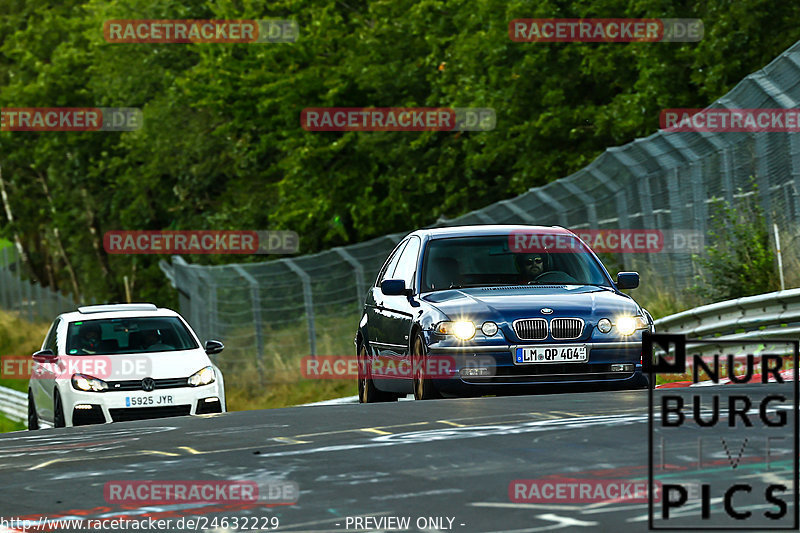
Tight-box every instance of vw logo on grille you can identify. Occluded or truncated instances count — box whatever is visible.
[540,308,554,314]
[141,377,156,392]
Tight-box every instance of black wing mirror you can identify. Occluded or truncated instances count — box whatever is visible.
[380,279,412,296]
[204,340,224,355]
[32,349,56,363]
[616,272,640,290]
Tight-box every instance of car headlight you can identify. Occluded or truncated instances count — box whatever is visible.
[616,316,648,336]
[435,321,476,340]
[597,318,613,334]
[188,366,216,387]
[71,373,108,392]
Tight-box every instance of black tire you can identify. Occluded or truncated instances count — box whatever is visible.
[53,390,66,428]
[412,333,442,400]
[27,390,39,431]
[358,344,398,403]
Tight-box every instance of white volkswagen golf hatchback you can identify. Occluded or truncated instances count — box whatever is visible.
[28,303,226,429]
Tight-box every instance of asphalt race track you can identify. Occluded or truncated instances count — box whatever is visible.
[0,385,796,532]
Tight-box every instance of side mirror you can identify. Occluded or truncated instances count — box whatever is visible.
[204,340,224,355]
[32,349,56,363]
[380,279,412,296]
[616,272,640,290]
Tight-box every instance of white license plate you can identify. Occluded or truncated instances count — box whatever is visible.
[125,394,175,407]
[515,345,588,364]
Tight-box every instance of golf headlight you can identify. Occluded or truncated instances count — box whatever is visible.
[71,373,108,392]
[616,316,648,336]
[189,366,216,387]
[435,321,476,340]
[597,318,613,334]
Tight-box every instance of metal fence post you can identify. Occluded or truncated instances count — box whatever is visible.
[498,199,537,224]
[15,259,23,313]
[533,189,569,226]
[754,134,774,229]
[25,280,32,322]
[233,265,264,384]
[558,181,598,229]
[284,259,317,356]
[721,147,736,207]
[36,282,43,322]
[690,162,708,237]
[0,248,7,310]
[333,247,366,306]
[590,166,631,270]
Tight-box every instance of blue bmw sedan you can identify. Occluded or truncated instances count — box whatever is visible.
[355,225,654,402]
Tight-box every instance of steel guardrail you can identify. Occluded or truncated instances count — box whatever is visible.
[0,385,26,423]
[654,287,800,361]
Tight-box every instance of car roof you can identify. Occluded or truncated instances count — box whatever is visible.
[57,303,181,323]
[410,224,575,240]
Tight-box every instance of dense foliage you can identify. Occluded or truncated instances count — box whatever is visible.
[691,184,781,301]
[1,0,798,304]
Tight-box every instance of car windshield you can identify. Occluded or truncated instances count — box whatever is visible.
[421,235,611,292]
[66,317,198,355]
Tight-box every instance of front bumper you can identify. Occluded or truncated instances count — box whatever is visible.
[427,341,646,392]
[63,382,225,426]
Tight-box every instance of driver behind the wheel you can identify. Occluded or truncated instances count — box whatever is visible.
[77,323,101,354]
[515,252,548,283]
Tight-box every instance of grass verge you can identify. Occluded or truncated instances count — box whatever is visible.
[0,413,25,432]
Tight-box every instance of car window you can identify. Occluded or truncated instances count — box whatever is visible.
[43,318,60,354]
[376,240,408,285]
[392,236,421,289]
[66,316,199,355]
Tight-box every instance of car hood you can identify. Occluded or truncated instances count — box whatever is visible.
[56,349,211,381]
[421,285,641,321]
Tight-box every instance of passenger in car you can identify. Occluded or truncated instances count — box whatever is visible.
[141,329,174,351]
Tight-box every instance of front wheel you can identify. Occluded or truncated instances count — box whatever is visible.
[358,344,398,403]
[27,390,39,430]
[412,333,442,400]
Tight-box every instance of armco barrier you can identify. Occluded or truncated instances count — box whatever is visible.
[654,287,800,360]
[0,385,26,423]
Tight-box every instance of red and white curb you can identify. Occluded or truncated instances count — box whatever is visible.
[656,368,795,389]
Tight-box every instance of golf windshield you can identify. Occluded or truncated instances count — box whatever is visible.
[66,317,198,355]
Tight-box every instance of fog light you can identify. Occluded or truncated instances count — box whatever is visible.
[74,404,93,410]
[203,397,220,403]
[611,364,634,372]
[460,367,490,377]
[481,321,498,336]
